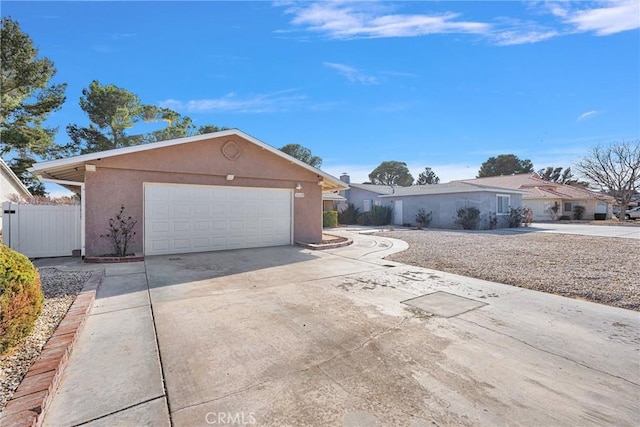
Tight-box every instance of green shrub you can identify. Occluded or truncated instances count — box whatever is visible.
[508,207,525,228]
[354,206,393,226]
[369,205,392,226]
[415,209,432,229]
[456,207,481,230]
[559,215,571,220]
[338,203,360,225]
[0,244,43,355]
[356,212,372,226]
[573,205,585,220]
[323,210,338,228]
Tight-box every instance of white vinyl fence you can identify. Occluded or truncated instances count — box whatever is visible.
[2,202,81,258]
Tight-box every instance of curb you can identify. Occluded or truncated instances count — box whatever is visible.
[84,255,144,264]
[296,236,353,250]
[0,271,104,427]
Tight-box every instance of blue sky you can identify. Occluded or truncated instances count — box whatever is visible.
[3,1,639,195]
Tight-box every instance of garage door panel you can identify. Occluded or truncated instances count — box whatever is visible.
[193,221,210,232]
[145,184,292,256]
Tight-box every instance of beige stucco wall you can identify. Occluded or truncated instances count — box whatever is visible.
[84,134,323,256]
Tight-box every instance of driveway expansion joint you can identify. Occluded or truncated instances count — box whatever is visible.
[144,262,174,427]
[90,303,151,316]
[70,395,167,427]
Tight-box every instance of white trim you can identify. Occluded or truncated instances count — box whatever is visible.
[29,129,347,191]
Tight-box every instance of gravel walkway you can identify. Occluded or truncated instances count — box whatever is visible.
[0,268,92,410]
[380,229,639,311]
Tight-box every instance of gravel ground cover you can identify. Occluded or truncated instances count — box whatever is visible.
[0,268,91,410]
[380,229,639,311]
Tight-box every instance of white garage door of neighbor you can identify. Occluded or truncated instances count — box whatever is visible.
[144,184,292,256]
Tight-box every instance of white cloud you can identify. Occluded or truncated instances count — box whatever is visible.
[324,62,378,84]
[159,89,306,113]
[563,0,640,35]
[282,2,489,39]
[577,110,598,121]
[277,1,640,46]
[491,29,559,46]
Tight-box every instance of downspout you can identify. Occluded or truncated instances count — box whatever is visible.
[38,178,85,258]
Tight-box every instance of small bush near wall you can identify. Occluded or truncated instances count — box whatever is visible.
[355,205,392,226]
[559,215,571,220]
[0,244,43,355]
[508,207,524,228]
[100,206,138,256]
[456,207,481,230]
[415,209,432,229]
[338,204,360,225]
[368,205,393,226]
[356,212,372,226]
[323,211,338,228]
[508,207,534,228]
[573,205,585,220]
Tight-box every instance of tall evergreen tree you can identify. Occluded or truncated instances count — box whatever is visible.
[1,17,67,194]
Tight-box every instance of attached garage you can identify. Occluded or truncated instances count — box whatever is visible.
[144,183,292,256]
[29,129,347,257]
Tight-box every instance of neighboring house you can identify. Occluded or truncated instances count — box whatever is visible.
[460,173,615,221]
[29,129,347,257]
[378,182,523,228]
[338,174,393,213]
[338,174,523,229]
[322,191,346,211]
[0,158,32,232]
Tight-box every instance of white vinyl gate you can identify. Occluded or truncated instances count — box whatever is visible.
[2,202,82,258]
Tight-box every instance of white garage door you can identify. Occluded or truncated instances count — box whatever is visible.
[144,183,292,256]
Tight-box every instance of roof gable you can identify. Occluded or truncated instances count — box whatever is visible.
[29,129,347,191]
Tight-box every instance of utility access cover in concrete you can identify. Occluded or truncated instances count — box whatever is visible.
[402,291,487,318]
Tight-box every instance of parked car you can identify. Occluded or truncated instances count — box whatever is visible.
[625,206,640,220]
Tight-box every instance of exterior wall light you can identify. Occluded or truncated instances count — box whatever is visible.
[295,183,302,190]
[226,174,235,181]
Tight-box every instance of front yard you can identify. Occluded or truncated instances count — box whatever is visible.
[380,229,639,311]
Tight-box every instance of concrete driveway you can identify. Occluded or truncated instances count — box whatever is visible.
[526,222,640,239]
[42,232,639,426]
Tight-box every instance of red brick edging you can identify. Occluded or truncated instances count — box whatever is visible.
[0,271,104,427]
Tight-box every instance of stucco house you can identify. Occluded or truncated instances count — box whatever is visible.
[337,174,523,229]
[29,129,347,257]
[378,182,523,228]
[0,158,32,231]
[460,173,615,221]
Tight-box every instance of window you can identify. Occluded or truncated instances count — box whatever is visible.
[497,195,510,215]
[564,202,572,212]
[363,199,371,212]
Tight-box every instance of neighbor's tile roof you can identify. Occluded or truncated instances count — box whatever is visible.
[459,173,615,202]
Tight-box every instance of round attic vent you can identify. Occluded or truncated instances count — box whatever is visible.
[221,140,242,161]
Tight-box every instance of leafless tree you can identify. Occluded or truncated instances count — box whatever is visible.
[575,140,640,220]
